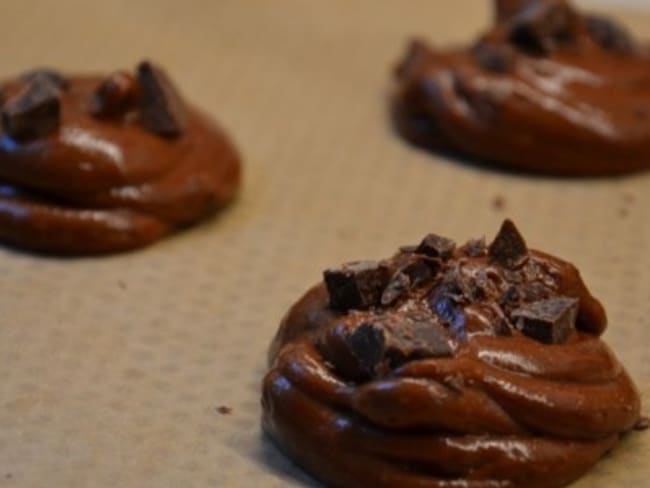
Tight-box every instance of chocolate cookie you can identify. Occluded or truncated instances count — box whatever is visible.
[393,0,650,176]
[262,220,643,488]
[0,62,240,254]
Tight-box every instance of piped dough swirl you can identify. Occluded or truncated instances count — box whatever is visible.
[0,65,240,254]
[263,221,642,488]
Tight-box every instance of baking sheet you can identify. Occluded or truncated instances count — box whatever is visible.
[0,1,648,486]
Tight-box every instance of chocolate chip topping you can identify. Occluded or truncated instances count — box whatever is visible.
[586,15,636,54]
[511,296,578,343]
[21,68,68,90]
[381,256,438,305]
[324,261,390,311]
[90,71,139,117]
[473,42,516,73]
[1,76,61,140]
[342,323,387,380]
[461,237,487,257]
[382,313,452,366]
[489,219,528,269]
[416,233,456,259]
[508,0,579,55]
[137,61,186,137]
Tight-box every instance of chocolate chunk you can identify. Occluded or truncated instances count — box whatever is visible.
[21,68,67,90]
[381,257,439,305]
[473,42,515,73]
[586,15,636,54]
[324,261,390,311]
[381,271,410,306]
[91,71,139,117]
[461,237,487,257]
[383,314,452,367]
[489,219,528,269]
[511,296,578,343]
[1,77,60,140]
[429,285,466,339]
[137,61,186,137]
[326,322,386,381]
[508,0,579,55]
[500,285,520,306]
[416,233,456,260]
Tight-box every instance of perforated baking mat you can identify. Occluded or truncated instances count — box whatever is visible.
[0,1,648,486]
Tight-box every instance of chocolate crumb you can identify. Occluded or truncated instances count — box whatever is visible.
[473,42,515,73]
[508,0,579,56]
[137,61,186,137]
[461,237,487,257]
[416,233,456,260]
[91,71,139,117]
[21,68,67,90]
[216,406,233,415]
[511,296,578,344]
[492,195,506,211]
[324,261,390,311]
[489,219,528,269]
[2,76,61,140]
[118,280,127,290]
[586,15,636,54]
[619,208,629,219]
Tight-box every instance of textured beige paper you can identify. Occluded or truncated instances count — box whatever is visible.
[0,1,648,486]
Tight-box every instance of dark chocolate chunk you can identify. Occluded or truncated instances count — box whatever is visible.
[586,15,636,54]
[381,257,438,305]
[473,42,515,73]
[508,0,579,55]
[91,71,139,117]
[500,285,520,306]
[347,323,386,378]
[21,68,67,90]
[461,237,487,257]
[137,61,186,137]
[383,314,452,367]
[1,77,60,140]
[489,219,528,269]
[429,285,466,339]
[324,261,390,311]
[511,296,578,343]
[381,271,411,306]
[416,233,456,260]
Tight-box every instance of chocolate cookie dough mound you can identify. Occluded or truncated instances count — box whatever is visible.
[393,0,650,176]
[262,220,642,488]
[0,62,240,254]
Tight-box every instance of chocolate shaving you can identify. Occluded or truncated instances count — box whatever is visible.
[489,219,528,269]
[324,261,390,311]
[91,71,139,117]
[511,296,578,344]
[585,15,636,54]
[1,76,61,140]
[508,0,579,55]
[137,61,186,137]
[416,233,456,260]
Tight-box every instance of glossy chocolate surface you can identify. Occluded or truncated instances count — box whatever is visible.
[263,221,642,488]
[0,65,240,254]
[393,0,650,176]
